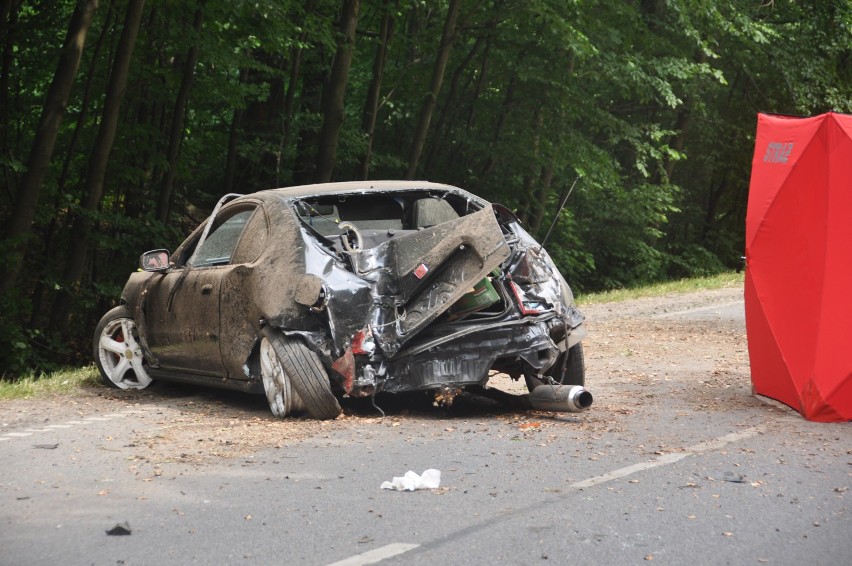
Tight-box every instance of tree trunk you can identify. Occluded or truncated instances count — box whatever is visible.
[478,18,544,182]
[240,53,286,189]
[663,105,691,181]
[405,0,460,179]
[314,0,360,184]
[29,0,112,328]
[224,64,249,193]
[274,0,316,187]
[422,34,484,173]
[56,0,115,198]
[1,0,19,184]
[517,108,542,226]
[275,44,303,186]
[701,173,728,246]
[156,0,205,223]
[224,106,243,193]
[662,51,705,182]
[529,163,554,236]
[465,34,492,131]
[51,0,144,330]
[291,65,323,186]
[357,0,393,180]
[0,0,98,296]
[479,72,516,180]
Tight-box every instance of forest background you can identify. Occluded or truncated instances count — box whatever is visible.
[1,0,850,375]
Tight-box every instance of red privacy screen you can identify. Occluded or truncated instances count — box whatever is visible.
[745,112,852,422]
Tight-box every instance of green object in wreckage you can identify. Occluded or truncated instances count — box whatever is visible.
[450,276,500,316]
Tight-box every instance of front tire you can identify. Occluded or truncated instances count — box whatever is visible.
[265,332,341,420]
[93,306,153,390]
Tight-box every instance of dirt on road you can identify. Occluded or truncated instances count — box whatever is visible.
[2,284,782,466]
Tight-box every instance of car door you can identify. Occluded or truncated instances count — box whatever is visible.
[144,207,256,376]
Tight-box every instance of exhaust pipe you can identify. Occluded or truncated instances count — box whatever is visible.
[527,384,593,412]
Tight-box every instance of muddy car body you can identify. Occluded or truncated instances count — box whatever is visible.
[94,181,590,418]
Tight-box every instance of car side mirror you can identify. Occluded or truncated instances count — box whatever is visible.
[140,249,171,272]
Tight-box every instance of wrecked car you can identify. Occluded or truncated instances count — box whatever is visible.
[93,181,591,419]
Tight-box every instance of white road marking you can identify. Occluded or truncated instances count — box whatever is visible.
[571,453,690,489]
[324,427,764,564]
[325,543,420,566]
[0,409,149,442]
[652,300,744,319]
[684,427,765,452]
[571,425,764,490]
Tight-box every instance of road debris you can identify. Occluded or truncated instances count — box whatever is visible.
[105,522,131,536]
[380,469,441,491]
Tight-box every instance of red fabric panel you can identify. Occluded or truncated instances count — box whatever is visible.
[744,271,802,411]
[745,112,852,422]
[811,114,852,420]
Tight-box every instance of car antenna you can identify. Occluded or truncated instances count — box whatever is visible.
[539,174,581,250]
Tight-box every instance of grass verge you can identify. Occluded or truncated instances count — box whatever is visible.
[576,271,744,306]
[0,365,100,400]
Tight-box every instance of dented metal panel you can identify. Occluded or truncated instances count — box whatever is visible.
[355,207,511,355]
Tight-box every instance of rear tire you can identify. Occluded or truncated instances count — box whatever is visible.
[549,343,585,387]
[260,337,305,418]
[266,333,341,420]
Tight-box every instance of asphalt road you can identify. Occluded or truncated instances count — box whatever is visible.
[1,289,849,565]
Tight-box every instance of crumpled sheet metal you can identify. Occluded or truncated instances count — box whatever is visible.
[380,469,441,491]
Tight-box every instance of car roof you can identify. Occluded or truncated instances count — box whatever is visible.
[256,180,479,200]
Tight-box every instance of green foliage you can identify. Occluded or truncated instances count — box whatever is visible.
[1,0,849,376]
[664,243,728,279]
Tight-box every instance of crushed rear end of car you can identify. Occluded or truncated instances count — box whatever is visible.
[279,183,591,412]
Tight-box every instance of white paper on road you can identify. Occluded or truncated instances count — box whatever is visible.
[380,469,441,491]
